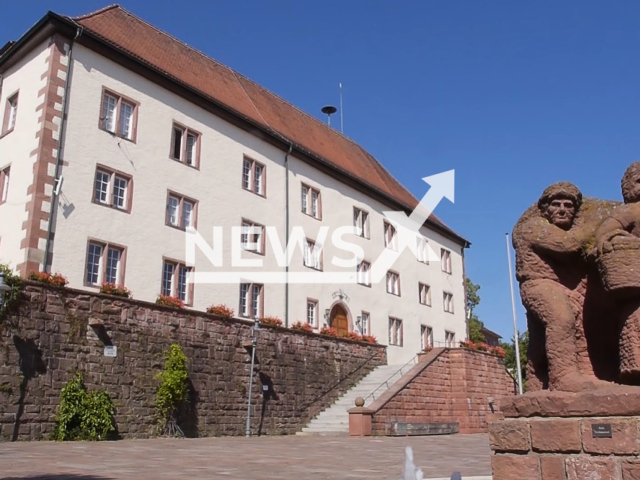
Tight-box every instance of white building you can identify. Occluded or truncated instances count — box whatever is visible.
[0,6,470,364]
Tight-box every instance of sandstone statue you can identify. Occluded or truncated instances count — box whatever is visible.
[596,161,640,382]
[513,182,620,391]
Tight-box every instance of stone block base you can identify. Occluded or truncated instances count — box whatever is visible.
[490,389,640,479]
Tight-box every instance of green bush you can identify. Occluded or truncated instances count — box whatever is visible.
[155,344,189,436]
[52,372,115,441]
[0,263,23,321]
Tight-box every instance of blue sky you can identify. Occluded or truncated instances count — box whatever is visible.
[3,1,640,340]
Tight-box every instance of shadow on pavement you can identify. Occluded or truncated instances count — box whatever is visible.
[4,475,114,480]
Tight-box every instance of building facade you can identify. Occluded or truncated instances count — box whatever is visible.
[0,6,470,364]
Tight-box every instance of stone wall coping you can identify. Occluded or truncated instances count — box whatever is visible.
[22,280,386,349]
[501,387,640,418]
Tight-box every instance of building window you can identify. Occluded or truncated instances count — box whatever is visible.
[421,325,434,351]
[301,184,321,219]
[445,330,456,348]
[0,166,9,204]
[417,236,429,264]
[353,207,370,238]
[161,260,193,305]
[357,260,371,286]
[441,248,452,274]
[171,123,200,168]
[100,89,138,141]
[386,271,400,296]
[384,221,398,250]
[242,158,266,196]
[389,317,403,346]
[2,92,18,135]
[303,239,322,270]
[443,292,454,313]
[85,241,125,287]
[359,311,370,335]
[93,166,132,212]
[166,192,197,230]
[307,299,318,327]
[239,283,263,318]
[241,220,265,254]
[419,283,431,306]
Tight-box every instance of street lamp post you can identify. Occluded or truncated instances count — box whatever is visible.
[0,273,12,310]
[245,316,261,437]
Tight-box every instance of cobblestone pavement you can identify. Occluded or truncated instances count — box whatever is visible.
[0,434,491,479]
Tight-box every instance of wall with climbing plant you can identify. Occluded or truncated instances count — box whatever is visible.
[0,282,386,440]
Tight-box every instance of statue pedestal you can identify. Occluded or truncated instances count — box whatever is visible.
[490,388,640,480]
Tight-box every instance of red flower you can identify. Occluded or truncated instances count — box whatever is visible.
[291,321,313,333]
[29,271,68,287]
[100,283,131,298]
[155,295,185,309]
[260,316,283,327]
[206,304,234,318]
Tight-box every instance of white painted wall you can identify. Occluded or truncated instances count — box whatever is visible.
[47,44,467,364]
[0,40,52,272]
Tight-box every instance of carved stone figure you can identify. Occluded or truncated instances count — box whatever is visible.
[513,183,619,392]
[597,161,640,381]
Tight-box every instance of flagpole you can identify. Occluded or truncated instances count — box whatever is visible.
[505,232,524,394]
[339,82,344,134]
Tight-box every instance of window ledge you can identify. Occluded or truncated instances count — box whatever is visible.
[92,200,130,214]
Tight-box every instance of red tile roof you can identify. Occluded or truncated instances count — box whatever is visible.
[71,5,466,245]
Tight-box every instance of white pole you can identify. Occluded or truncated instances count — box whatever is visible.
[505,233,524,394]
[339,82,344,134]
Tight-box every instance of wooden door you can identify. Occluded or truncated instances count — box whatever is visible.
[331,306,348,336]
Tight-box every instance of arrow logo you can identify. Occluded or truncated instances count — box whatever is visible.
[370,170,455,283]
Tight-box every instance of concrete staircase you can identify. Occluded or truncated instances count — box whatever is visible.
[298,363,404,436]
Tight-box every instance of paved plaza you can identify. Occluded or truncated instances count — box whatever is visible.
[0,434,491,479]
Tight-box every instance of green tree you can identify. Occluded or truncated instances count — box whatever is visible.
[465,277,486,343]
[155,343,189,436]
[500,331,528,386]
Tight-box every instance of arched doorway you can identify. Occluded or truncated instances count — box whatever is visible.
[330,304,349,336]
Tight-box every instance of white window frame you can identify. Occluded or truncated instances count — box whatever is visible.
[417,236,429,264]
[419,283,431,306]
[388,317,403,346]
[386,271,400,296]
[0,166,10,204]
[384,221,398,250]
[301,184,321,219]
[3,92,18,134]
[166,192,197,230]
[353,207,370,239]
[85,240,125,287]
[303,239,322,270]
[357,260,371,287]
[360,311,370,336]
[307,299,318,327]
[161,259,193,305]
[445,330,456,348]
[441,248,452,274]
[421,325,434,351]
[171,123,200,168]
[100,89,138,141]
[242,157,266,196]
[239,282,264,318]
[241,220,265,254]
[93,166,132,212]
[443,292,454,313]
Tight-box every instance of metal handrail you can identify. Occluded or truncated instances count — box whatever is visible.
[363,354,420,404]
[296,349,382,413]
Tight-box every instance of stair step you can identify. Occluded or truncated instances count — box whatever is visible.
[301,363,408,434]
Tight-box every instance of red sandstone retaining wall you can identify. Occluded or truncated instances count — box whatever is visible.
[0,282,386,440]
[357,348,516,435]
